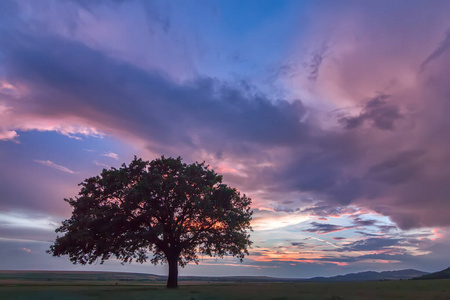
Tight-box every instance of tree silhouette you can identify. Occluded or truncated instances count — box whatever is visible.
[48,156,252,288]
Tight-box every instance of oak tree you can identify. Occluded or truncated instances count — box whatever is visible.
[48,156,252,288]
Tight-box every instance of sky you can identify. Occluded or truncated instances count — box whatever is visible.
[1,0,450,278]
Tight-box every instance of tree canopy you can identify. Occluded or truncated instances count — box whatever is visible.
[48,156,253,288]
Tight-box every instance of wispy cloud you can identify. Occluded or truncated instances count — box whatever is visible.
[102,151,119,160]
[34,160,77,174]
[93,160,110,169]
[421,30,450,72]
[307,42,328,81]
[0,211,58,230]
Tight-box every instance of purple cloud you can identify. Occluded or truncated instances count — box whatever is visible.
[342,238,400,252]
[339,95,402,131]
[304,222,354,235]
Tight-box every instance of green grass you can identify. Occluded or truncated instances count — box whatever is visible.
[1,279,450,300]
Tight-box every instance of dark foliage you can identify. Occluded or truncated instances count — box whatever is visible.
[48,156,252,288]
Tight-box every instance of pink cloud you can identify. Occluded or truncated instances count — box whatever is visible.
[102,152,119,160]
[0,129,18,141]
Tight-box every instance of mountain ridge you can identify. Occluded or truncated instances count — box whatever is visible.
[413,267,450,280]
[306,269,428,282]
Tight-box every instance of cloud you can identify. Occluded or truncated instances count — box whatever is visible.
[421,29,450,71]
[301,205,361,218]
[354,231,384,238]
[0,129,18,141]
[339,95,402,131]
[102,152,119,160]
[34,160,77,174]
[303,222,353,235]
[304,216,386,236]
[1,0,450,234]
[365,150,425,185]
[307,42,328,81]
[274,0,450,230]
[352,217,377,227]
[0,30,309,155]
[0,211,58,231]
[342,238,400,252]
[377,225,398,233]
[93,161,110,169]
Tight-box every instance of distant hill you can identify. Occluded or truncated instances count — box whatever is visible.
[413,267,450,280]
[306,269,428,282]
[0,271,282,283]
[0,269,429,283]
[0,270,166,282]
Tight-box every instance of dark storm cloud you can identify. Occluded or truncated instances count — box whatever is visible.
[354,231,384,238]
[290,242,305,247]
[352,217,377,227]
[342,238,400,252]
[304,222,353,234]
[0,30,309,155]
[304,218,379,235]
[279,147,365,206]
[271,204,297,213]
[300,205,360,217]
[340,95,402,131]
[365,150,426,185]
[353,253,407,261]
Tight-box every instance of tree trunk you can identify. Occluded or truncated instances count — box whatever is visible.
[166,253,178,288]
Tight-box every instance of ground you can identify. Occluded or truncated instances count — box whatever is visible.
[1,279,450,300]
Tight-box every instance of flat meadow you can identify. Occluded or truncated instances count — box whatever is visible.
[1,279,450,300]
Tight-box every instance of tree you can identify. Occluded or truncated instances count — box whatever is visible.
[48,156,252,288]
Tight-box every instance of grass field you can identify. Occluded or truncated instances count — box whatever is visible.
[1,279,450,300]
